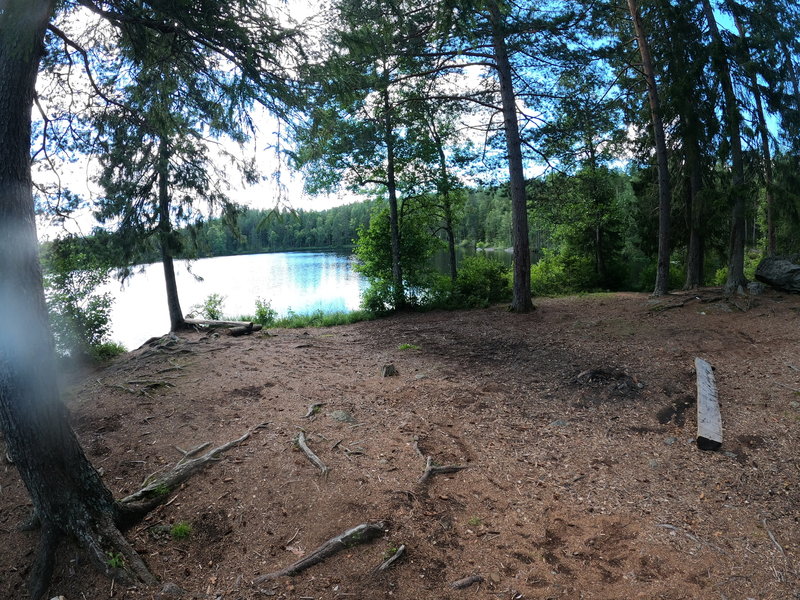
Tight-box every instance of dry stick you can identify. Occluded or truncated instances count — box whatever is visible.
[775,382,800,393]
[253,522,386,582]
[450,575,484,589]
[763,519,785,556]
[304,402,326,418]
[376,544,405,572]
[418,456,468,485]
[296,431,330,475]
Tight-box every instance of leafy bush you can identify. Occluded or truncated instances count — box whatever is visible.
[191,293,226,320]
[453,255,512,306]
[253,297,277,326]
[41,236,119,361]
[531,249,596,296]
[712,249,763,286]
[90,341,127,362]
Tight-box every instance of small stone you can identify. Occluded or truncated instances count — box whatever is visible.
[159,582,185,597]
[790,401,799,409]
[329,410,356,424]
[664,437,678,446]
[550,419,568,427]
[414,373,428,380]
[382,364,399,377]
[723,451,738,459]
[49,596,67,600]
[648,459,660,469]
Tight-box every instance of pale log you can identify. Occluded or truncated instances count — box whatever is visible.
[695,358,723,450]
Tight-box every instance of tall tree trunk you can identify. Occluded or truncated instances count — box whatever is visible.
[382,86,404,309]
[488,0,533,312]
[682,117,705,289]
[156,137,185,331]
[701,0,747,293]
[627,0,671,296]
[430,119,458,282]
[0,3,155,598]
[781,39,800,118]
[732,12,776,255]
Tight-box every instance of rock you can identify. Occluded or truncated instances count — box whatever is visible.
[382,364,399,377]
[755,255,800,293]
[550,419,568,427]
[664,436,678,446]
[49,596,67,600]
[329,409,356,424]
[747,281,766,295]
[159,583,186,597]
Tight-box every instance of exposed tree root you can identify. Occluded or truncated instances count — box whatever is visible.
[118,429,253,520]
[28,523,59,600]
[450,574,484,589]
[253,522,386,582]
[418,456,468,485]
[375,544,405,572]
[295,431,329,475]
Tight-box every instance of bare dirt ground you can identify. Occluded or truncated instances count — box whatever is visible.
[1,290,799,600]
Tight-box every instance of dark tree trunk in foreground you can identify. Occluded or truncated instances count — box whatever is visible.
[701,0,747,293]
[627,0,671,296]
[157,137,186,331]
[0,3,155,598]
[489,0,533,312]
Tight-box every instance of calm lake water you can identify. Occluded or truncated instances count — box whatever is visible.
[106,251,367,350]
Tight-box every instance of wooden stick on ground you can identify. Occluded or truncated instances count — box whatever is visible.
[253,522,386,582]
[296,431,329,475]
[418,456,468,485]
[375,544,405,572]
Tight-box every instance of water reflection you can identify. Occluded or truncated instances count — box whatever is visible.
[106,251,367,350]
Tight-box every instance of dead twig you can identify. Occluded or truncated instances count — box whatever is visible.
[296,431,330,475]
[376,544,405,572]
[763,519,785,556]
[253,522,386,581]
[418,456,468,485]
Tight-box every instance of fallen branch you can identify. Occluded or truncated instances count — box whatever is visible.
[418,456,468,485]
[376,544,405,572]
[450,574,484,589]
[296,431,330,475]
[763,519,785,556]
[253,522,386,581]
[119,430,252,516]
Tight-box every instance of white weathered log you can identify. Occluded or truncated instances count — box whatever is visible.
[695,357,723,450]
[184,318,255,328]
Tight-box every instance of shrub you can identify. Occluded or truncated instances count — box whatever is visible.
[41,236,118,361]
[454,255,512,306]
[254,297,277,326]
[191,293,225,320]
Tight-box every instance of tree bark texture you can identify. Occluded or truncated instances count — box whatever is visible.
[701,0,747,293]
[157,137,186,331]
[0,3,155,597]
[682,120,705,289]
[488,0,533,312]
[382,85,405,309]
[627,0,671,296]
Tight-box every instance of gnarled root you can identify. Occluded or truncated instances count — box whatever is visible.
[253,522,386,582]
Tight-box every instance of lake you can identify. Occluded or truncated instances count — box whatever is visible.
[106,251,367,350]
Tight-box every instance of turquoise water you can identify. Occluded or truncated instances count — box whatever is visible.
[106,251,367,349]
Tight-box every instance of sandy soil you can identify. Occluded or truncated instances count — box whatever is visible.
[1,290,798,600]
